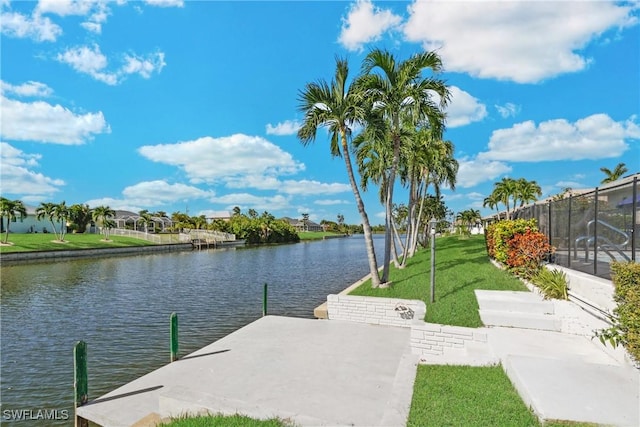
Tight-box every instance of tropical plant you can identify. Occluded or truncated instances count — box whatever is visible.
[68,204,92,233]
[600,162,628,184]
[357,48,449,283]
[92,205,116,240]
[297,56,381,287]
[53,201,70,241]
[531,268,568,300]
[0,197,27,244]
[514,178,542,208]
[36,202,59,237]
[506,229,553,278]
[456,209,481,234]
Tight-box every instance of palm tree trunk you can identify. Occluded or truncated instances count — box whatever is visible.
[341,133,381,288]
[381,133,401,284]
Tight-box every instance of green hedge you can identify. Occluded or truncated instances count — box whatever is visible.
[611,262,640,363]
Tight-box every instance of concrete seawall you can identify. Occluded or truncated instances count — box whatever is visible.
[0,243,194,264]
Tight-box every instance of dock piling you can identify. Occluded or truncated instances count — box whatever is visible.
[170,312,179,362]
[73,340,88,427]
[263,283,268,316]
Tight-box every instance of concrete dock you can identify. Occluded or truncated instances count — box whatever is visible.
[77,316,417,426]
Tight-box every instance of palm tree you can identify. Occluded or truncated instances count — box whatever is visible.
[492,177,517,220]
[35,202,59,236]
[68,204,92,233]
[358,48,449,283]
[53,201,69,241]
[600,162,628,184]
[514,178,542,208]
[482,193,500,217]
[92,205,116,240]
[0,197,27,244]
[297,56,382,287]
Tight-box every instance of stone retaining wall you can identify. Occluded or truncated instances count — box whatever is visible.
[0,243,193,263]
[410,322,487,357]
[327,294,426,328]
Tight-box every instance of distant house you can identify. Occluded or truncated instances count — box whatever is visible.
[281,217,325,232]
[113,210,173,233]
[0,205,51,234]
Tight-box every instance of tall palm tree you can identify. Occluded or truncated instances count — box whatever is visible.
[0,197,27,244]
[53,201,69,241]
[358,48,449,283]
[514,178,542,207]
[297,56,382,287]
[492,177,517,220]
[36,202,59,236]
[600,162,628,184]
[482,193,500,216]
[92,205,116,240]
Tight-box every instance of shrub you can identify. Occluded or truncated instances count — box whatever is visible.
[486,219,538,264]
[595,262,640,364]
[531,268,568,300]
[506,229,554,278]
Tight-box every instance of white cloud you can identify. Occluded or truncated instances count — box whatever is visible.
[280,180,350,195]
[84,197,144,213]
[56,44,166,85]
[314,199,350,206]
[1,80,53,97]
[36,0,94,16]
[339,0,401,51]
[121,181,214,207]
[0,142,65,196]
[441,86,487,128]
[0,95,110,144]
[122,51,166,78]
[138,134,304,185]
[495,103,521,119]
[403,1,638,83]
[144,0,184,7]
[555,181,585,190]
[266,120,301,136]
[478,114,639,162]
[0,10,62,42]
[457,157,512,188]
[211,193,291,212]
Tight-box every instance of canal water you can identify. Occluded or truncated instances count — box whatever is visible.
[0,235,384,425]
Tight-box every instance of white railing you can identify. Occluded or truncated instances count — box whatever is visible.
[103,228,236,244]
[185,230,236,242]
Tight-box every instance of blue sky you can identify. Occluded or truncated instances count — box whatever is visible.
[1,0,639,225]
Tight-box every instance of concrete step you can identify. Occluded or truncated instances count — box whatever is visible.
[479,309,561,331]
[503,355,640,426]
[475,290,554,315]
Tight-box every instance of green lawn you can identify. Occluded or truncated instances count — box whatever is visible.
[408,365,539,427]
[160,414,291,427]
[0,233,156,253]
[297,231,346,240]
[349,235,528,327]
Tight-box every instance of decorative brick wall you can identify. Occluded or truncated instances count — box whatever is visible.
[410,322,487,356]
[326,294,426,328]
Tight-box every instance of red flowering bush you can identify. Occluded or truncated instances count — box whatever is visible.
[506,229,554,278]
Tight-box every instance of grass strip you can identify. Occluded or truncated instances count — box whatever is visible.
[0,233,156,253]
[160,413,290,427]
[349,235,528,327]
[408,365,539,427]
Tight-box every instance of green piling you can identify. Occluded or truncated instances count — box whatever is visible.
[263,283,268,316]
[170,312,179,362]
[73,341,88,427]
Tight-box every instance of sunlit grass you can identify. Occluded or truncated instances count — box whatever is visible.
[349,235,528,327]
[0,233,156,253]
